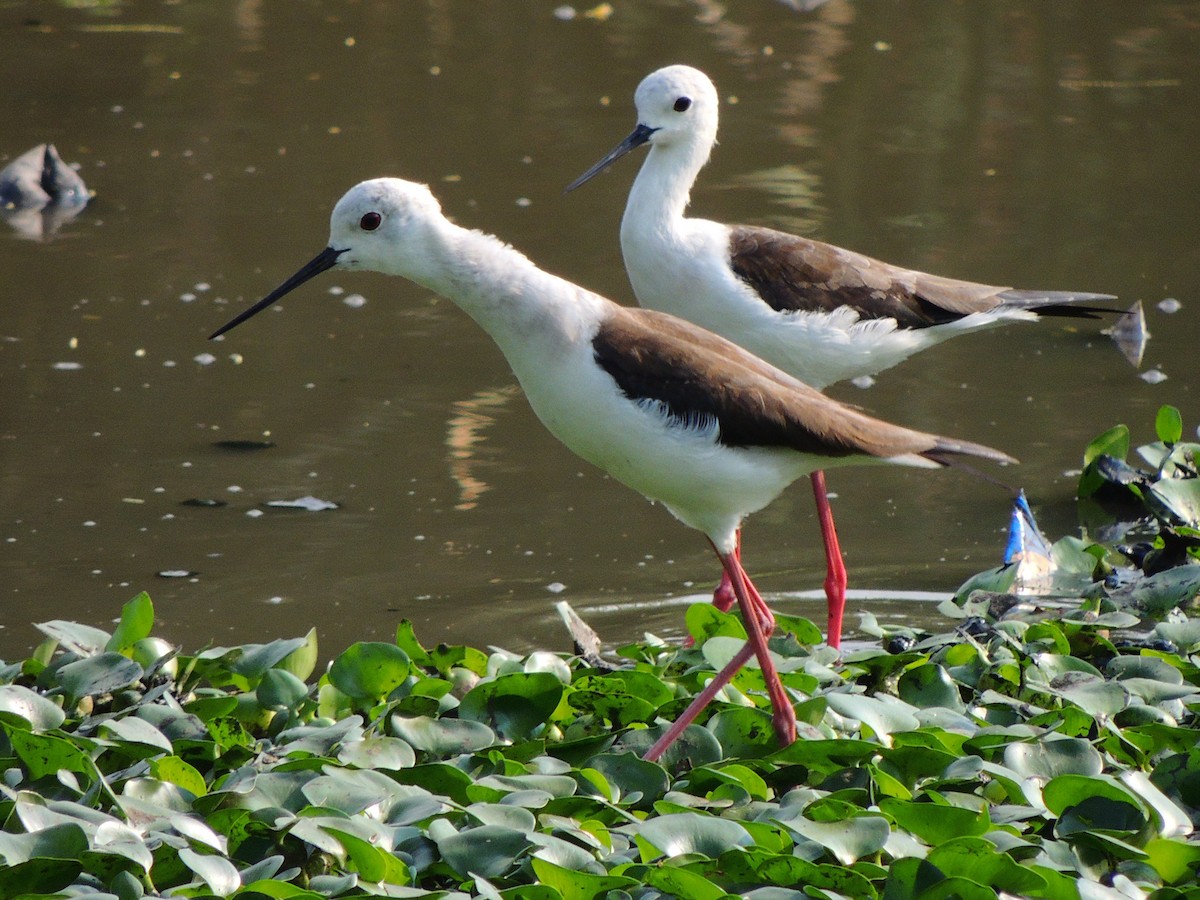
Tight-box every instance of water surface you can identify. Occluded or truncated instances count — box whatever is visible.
[1,0,1197,658]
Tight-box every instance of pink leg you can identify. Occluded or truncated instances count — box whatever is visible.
[811,470,847,650]
[644,542,797,762]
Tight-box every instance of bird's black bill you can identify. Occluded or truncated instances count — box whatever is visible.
[209,246,345,339]
[564,122,657,193]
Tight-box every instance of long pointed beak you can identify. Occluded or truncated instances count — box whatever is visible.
[564,123,657,193]
[209,246,346,339]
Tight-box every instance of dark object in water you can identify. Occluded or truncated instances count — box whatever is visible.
[212,439,277,451]
[181,498,227,508]
[0,143,88,209]
[0,143,89,238]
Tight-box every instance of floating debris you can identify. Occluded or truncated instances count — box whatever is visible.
[212,439,276,451]
[1003,491,1055,595]
[1157,297,1182,314]
[180,498,226,508]
[264,495,339,512]
[850,375,875,389]
[1102,300,1148,368]
[193,352,217,366]
[342,293,366,309]
[0,143,89,238]
[156,569,198,579]
[1140,369,1168,384]
[52,361,83,371]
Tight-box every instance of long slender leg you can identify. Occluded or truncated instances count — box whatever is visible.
[683,528,740,649]
[644,543,797,762]
[811,470,847,649]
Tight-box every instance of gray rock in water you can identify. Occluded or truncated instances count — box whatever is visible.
[0,144,89,238]
[0,143,89,210]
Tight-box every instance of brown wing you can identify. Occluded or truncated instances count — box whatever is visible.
[728,225,1015,327]
[592,306,1015,465]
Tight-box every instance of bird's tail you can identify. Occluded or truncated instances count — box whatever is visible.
[996,289,1118,319]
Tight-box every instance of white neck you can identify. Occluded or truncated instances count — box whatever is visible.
[622,137,711,239]
[404,218,598,363]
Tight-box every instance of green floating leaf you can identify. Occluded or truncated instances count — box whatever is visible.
[179,846,240,896]
[1056,795,1147,837]
[1156,405,1184,445]
[328,642,412,700]
[705,706,778,758]
[257,668,310,712]
[636,812,753,860]
[879,799,989,847]
[323,827,410,884]
[882,856,948,900]
[779,814,890,865]
[151,756,207,797]
[393,714,496,755]
[9,728,94,779]
[825,693,920,743]
[435,824,531,879]
[1004,737,1103,780]
[228,637,309,680]
[0,856,84,899]
[1079,423,1130,497]
[107,592,155,655]
[458,671,563,741]
[56,652,144,700]
[1042,773,1144,817]
[0,684,66,732]
[897,663,963,711]
[530,857,639,900]
[585,751,670,807]
[35,620,112,656]
[927,836,1046,896]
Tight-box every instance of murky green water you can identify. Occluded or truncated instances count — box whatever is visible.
[1,0,1197,659]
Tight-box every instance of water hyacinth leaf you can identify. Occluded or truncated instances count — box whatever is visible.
[1004,738,1103,780]
[778,815,890,865]
[0,683,66,731]
[878,799,989,846]
[257,668,310,712]
[825,693,920,744]
[179,846,240,896]
[1119,770,1193,838]
[706,706,779,758]
[337,734,416,771]
[1144,836,1200,884]
[276,628,319,682]
[0,857,84,898]
[0,821,89,865]
[1041,774,1144,816]
[1056,795,1147,837]
[35,620,113,656]
[458,672,564,741]
[530,857,640,900]
[1156,405,1184,445]
[881,856,949,900]
[585,751,670,806]
[392,714,495,755]
[926,836,1046,896]
[1079,423,1130,497]
[57,652,144,700]
[1147,478,1200,527]
[100,715,174,754]
[230,638,310,680]
[106,592,155,655]
[9,728,94,779]
[435,824,531,879]
[897,663,963,711]
[303,769,411,816]
[1043,672,1129,717]
[328,642,412,700]
[635,812,753,859]
[323,827,410,884]
[625,864,728,899]
[148,756,206,798]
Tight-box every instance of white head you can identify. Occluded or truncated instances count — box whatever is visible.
[209,177,446,338]
[566,64,720,192]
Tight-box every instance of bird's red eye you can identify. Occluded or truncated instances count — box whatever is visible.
[360,212,382,231]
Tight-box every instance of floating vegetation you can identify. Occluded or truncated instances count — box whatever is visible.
[2,409,1199,897]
